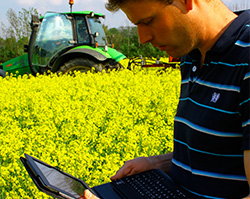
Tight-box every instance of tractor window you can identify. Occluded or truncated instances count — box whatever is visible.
[76,16,90,44]
[88,17,106,46]
[33,12,73,67]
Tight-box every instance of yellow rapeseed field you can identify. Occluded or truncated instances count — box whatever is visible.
[0,66,181,198]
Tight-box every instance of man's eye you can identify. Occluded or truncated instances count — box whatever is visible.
[143,19,152,25]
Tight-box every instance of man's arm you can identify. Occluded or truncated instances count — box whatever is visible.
[245,150,250,185]
[111,152,173,180]
[244,150,250,199]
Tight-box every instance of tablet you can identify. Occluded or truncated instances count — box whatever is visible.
[24,154,95,199]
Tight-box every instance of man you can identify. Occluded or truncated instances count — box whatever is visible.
[85,0,250,198]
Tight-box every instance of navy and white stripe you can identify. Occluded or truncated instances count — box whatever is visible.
[235,40,250,47]
[181,78,241,92]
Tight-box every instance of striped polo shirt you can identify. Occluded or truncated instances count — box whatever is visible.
[170,10,250,198]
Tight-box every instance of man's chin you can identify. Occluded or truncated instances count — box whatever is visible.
[158,46,176,55]
[156,45,186,58]
[158,45,169,51]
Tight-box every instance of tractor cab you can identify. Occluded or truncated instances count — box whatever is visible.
[31,11,111,71]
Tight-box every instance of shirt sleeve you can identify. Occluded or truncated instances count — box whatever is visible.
[240,64,250,150]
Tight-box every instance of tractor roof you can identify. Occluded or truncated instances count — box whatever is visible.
[65,11,104,17]
[40,11,104,19]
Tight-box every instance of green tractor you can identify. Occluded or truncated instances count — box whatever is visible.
[0,5,126,77]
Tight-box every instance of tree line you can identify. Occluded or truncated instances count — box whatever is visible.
[0,8,40,63]
[0,8,167,63]
[105,26,167,58]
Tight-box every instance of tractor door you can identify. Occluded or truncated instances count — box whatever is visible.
[87,16,107,47]
[32,12,74,68]
[75,16,91,44]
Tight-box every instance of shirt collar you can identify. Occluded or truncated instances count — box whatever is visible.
[211,10,250,53]
[188,10,250,60]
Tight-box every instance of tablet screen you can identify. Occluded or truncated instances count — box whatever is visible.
[34,160,86,198]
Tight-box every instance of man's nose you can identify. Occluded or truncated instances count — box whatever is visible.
[137,25,153,44]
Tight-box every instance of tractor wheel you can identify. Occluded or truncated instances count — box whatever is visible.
[105,62,124,71]
[58,58,103,74]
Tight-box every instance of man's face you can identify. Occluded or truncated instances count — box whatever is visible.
[120,0,198,58]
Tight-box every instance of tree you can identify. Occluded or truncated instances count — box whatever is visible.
[0,8,40,63]
[105,26,168,58]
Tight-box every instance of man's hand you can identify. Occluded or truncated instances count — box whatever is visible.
[111,157,155,180]
[111,153,173,180]
[82,189,100,199]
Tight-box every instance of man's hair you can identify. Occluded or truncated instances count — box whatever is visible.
[105,0,174,12]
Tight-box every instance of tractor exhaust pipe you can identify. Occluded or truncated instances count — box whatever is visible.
[28,15,41,75]
[69,0,74,13]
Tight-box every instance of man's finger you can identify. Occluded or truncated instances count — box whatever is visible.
[83,189,100,199]
[110,162,132,180]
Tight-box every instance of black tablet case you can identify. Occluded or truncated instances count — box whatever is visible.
[20,157,122,199]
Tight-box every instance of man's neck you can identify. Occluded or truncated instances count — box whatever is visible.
[197,3,237,66]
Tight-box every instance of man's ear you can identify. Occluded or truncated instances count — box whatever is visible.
[185,0,193,11]
[173,0,193,13]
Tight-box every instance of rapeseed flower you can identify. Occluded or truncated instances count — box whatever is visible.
[0,67,180,198]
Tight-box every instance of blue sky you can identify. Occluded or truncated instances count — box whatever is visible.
[0,0,249,30]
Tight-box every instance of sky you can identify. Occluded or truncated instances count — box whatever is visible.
[0,0,133,29]
[0,0,249,30]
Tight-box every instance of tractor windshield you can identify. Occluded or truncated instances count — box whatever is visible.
[88,17,107,46]
[33,12,73,67]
